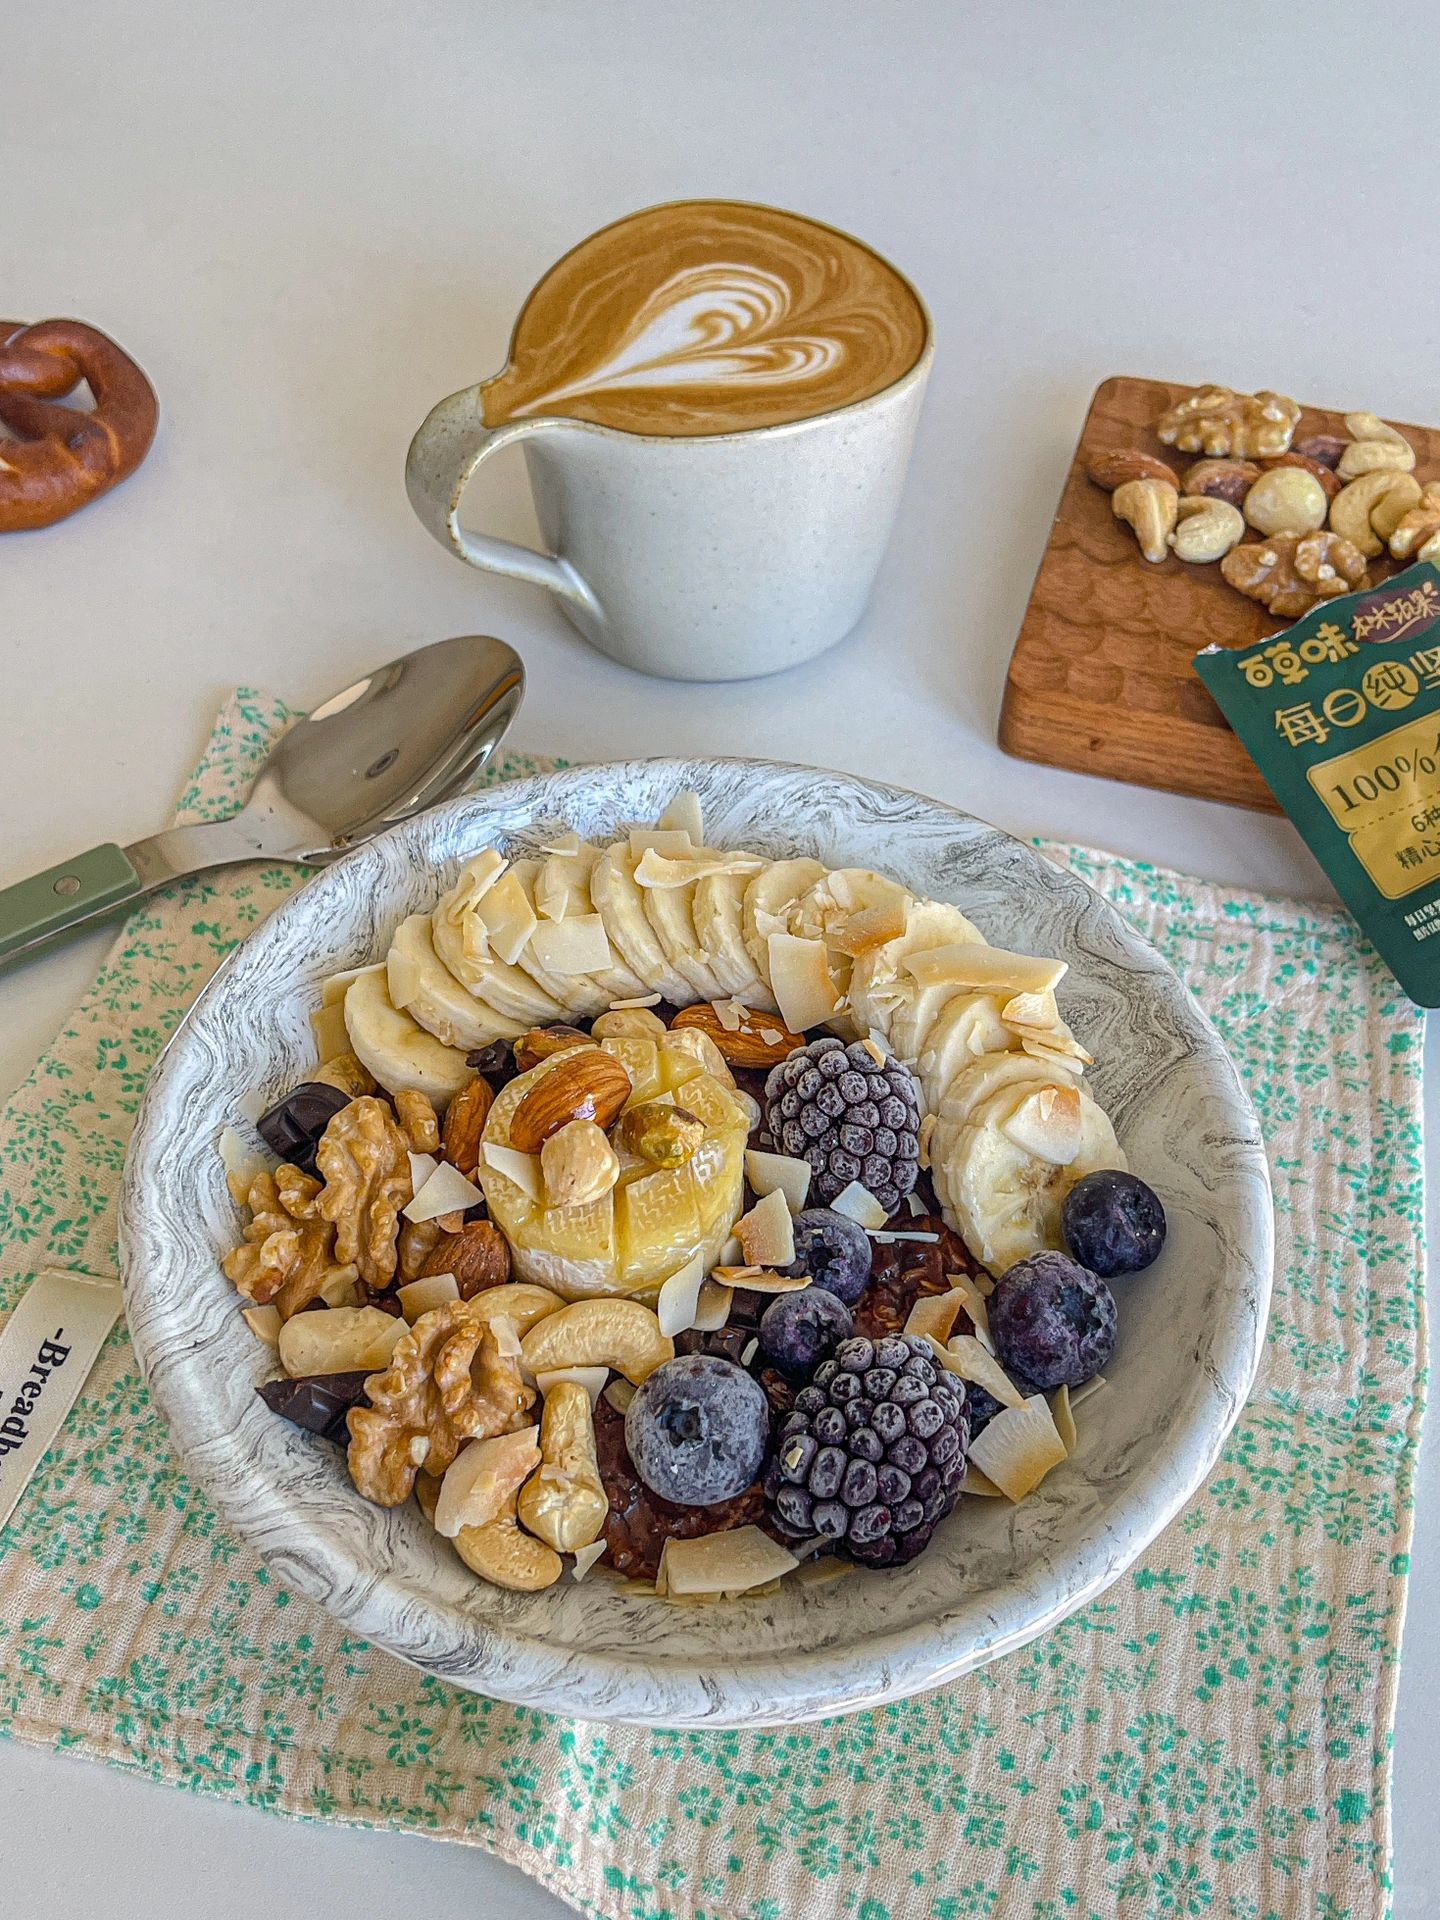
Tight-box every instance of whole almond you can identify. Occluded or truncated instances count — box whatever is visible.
[441,1075,495,1177]
[419,1219,511,1297]
[671,1002,804,1068]
[1085,448,1180,493]
[509,1050,633,1153]
[514,1024,594,1073]
[1293,433,1347,470]
[1182,458,1262,507]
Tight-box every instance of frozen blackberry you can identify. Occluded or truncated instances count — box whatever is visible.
[764,1038,922,1216]
[764,1332,969,1568]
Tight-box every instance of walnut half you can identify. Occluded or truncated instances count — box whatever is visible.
[222,1166,360,1318]
[1220,530,1368,619]
[1158,386,1300,460]
[315,1095,412,1289]
[347,1299,535,1506]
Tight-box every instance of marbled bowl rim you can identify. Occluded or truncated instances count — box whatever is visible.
[119,758,1273,1725]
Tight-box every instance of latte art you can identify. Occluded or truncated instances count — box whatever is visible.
[482,201,928,437]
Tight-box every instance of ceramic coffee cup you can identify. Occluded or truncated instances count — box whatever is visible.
[405,200,933,682]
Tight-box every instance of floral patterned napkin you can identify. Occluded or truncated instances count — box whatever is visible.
[0,690,1427,1920]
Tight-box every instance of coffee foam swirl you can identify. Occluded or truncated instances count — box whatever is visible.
[482,201,927,438]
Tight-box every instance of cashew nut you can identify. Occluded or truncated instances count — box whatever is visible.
[462,1283,565,1336]
[517,1380,608,1552]
[1338,412,1416,478]
[520,1297,674,1383]
[1111,477,1179,563]
[1388,481,1440,561]
[591,1007,668,1040]
[1169,495,1245,563]
[451,1489,563,1591]
[1330,469,1422,557]
[1241,467,1327,537]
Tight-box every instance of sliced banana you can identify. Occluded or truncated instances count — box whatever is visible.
[590,842,695,1003]
[387,912,523,1047]
[947,1077,1124,1273]
[929,1050,1064,1215]
[641,867,732,1002]
[741,858,826,980]
[911,991,1013,1113]
[431,860,566,1027]
[505,857,612,1017]
[343,965,474,1106]
[691,867,777,1009]
[531,842,653,1006]
[847,899,984,1039]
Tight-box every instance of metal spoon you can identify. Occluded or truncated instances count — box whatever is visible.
[0,633,524,970]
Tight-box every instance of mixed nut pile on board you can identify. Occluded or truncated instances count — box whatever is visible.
[220,799,1165,1601]
[1091,383,1440,620]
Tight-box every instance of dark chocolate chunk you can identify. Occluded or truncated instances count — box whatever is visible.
[258,1369,371,1443]
[256,1082,352,1175]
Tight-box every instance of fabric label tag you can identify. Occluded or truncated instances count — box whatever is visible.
[0,1267,122,1530]
[1195,559,1440,1006]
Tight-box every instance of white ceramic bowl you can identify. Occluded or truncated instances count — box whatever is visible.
[119,760,1272,1726]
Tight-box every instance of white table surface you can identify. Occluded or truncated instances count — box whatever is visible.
[3,2,1435,1914]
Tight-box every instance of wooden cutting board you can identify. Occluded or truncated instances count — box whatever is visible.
[998,375,1440,813]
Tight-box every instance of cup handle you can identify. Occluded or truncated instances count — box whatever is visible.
[405,384,598,613]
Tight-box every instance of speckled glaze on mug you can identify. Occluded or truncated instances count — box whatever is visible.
[405,201,933,681]
[118,761,1273,1728]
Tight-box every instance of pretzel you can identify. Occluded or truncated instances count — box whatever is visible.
[0,320,158,532]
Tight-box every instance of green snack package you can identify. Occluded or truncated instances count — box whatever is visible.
[1195,560,1440,1006]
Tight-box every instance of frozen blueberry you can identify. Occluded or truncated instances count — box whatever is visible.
[624,1355,768,1506]
[988,1250,1117,1390]
[784,1208,873,1306]
[256,1081,352,1175]
[758,1286,854,1378]
[1062,1169,1167,1277]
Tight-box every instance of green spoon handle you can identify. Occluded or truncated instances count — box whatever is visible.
[0,843,145,968]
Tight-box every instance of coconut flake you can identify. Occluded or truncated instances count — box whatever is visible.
[869,1229,940,1245]
[482,1142,543,1203]
[236,1086,269,1126]
[656,791,704,843]
[691,1279,734,1332]
[661,1526,799,1596]
[242,1304,282,1348]
[767,933,840,1033]
[407,1150,439,1192]
[711,1266,810,1295]
[310,1000,350,1062]
[938,1334,1027,1409]
[735,1188,797,1267]
[219,1125,271,1200]
[533,1365,610,1407]
[1000,1083,1083,1165]
[603,1378,636,1415]
[656,1254,707,1337]
[607,993,664,1009]
[961,1465,1005,1497]
[629,827,695,859]
[538,830,581,857]
[740,1337,759,1366]
[571,1539,607,1581]
[795,1556,855,1587]
[476,870,538,964]
[321,961,385,1007]
[397,1271,461,1320]
[1052,1383,1077,1454]
[901,943,1067,996]
[945,1272,995,1352]
[717,1233,744,1267]
[829,1181,889,1230]
[905,1291,966,1343]
[529,913,613,975]
[490,1313,523,1358]
[404,1159,485,1222]
[966,1393,1068,1500]
[634,848,765,889]
[434,1426,541,1537]
[743,1149,812,1214]
[1071,1374,1108,1408]
[904,1192,926,1218]
[711,997,745,1032]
